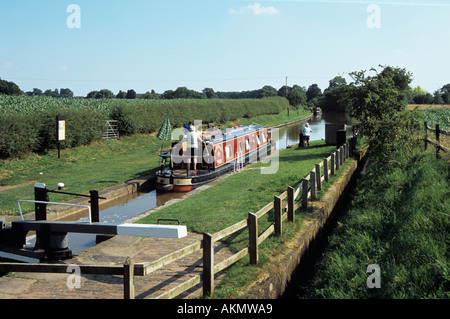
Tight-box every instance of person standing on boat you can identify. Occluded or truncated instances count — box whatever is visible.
[302,123,312,147]
[187,125,203,172]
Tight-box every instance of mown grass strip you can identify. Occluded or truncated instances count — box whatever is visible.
[0,109,311,216]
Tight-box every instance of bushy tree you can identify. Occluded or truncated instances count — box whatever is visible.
[286,86,307,106]
[345,65,420,164]
[125,89,137,99]
[0,78,21,95]
[322,76,348,111]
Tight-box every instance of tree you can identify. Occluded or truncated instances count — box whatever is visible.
[203,88,217,99]
[125,89,137,99]
[306,84,322,102]
[322,76,348,111]
[345,65,417,164]
[86,89,114,99]
[140,90,160,99]
[410,86,433,104]
[440,84,450,103]
[44,88,59,97]
[433,90,444,104]
[0,78,21,95]
[277,85,291,98]
[258,85,277,98]
[162,90,175,99]
[116,90,126,99]
[60,88,74,98]
[287,89,305,106]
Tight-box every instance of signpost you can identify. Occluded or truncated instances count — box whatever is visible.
[56,115,65,158]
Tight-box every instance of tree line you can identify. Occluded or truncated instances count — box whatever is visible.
[1,76,450,111]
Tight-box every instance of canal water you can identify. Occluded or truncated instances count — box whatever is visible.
[275,111,353,150]
[27,111,353,256]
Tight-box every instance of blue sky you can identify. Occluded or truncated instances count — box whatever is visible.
[1,0,449,96]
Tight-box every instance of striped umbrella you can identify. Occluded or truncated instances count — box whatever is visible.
[157,117,172,163]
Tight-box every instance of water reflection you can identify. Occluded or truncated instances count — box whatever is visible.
[275,111,353,150]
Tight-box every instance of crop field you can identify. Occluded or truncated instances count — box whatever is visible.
[0,95,288,159]
[0,95,114,115]
[415,107,450,130]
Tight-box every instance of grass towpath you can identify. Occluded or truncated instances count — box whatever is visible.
[138,140,339,251]
[0,109,311,216]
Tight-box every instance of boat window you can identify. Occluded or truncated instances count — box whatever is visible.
[257,134,261,145]
[225,145,232,159]
[239,141,243,154]
[262,132,267,143]
[245,139,251,151]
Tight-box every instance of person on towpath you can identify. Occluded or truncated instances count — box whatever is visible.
[302,123,312,147]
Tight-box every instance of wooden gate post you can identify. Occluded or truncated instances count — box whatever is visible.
[124,257,135,299]
[331,152,335,176]
[203,233,214,298]
[274,196,282,236]
[315,163,321,191]
[336,149,340,171]
[248,212,258,265]
[301,178,308,210]
[287,186,295,222]
[310,170,316,199]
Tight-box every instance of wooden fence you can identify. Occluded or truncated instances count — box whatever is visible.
[148,136,355,299]
[0,137,356,299]
[423,122,449,156]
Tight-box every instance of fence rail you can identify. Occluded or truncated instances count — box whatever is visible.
[0,137,358,299]
[423,122,449,154]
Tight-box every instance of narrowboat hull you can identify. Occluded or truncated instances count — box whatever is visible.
[156,125,272,192]
[156,142,272,192]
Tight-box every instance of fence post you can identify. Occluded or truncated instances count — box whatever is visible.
[436,124,440,144]
[315,164,321,191]
[336,149,340,170]
[310,170,316,199]
[203,233,214,298]
[274,196,282,236]
[248,212,258,265]
[436,124,440,159]
[323,158,329,182]
[301,178,308,210]
[287,186,295,222]
[89,190,100,223]
[123,257,135,299]
[331,152,335,176]
[424,122,428,150]
[340,146,344,165]
[345,142,349,160]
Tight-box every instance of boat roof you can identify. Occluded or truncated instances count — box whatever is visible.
[204,125,266,143]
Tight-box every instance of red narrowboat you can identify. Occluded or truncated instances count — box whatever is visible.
[156,125,273,192]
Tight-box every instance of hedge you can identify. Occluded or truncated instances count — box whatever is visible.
[0,96,288,158]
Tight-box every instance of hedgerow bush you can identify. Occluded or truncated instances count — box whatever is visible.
[0,95,288,158]
[110,97,286,136]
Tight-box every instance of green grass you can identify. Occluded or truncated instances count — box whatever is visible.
[0,134,162,215]
[227,108,311,128]
[138,140,336,241]
[137,140,351,299]
[0,109,312,216]
[309,149,449,299]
